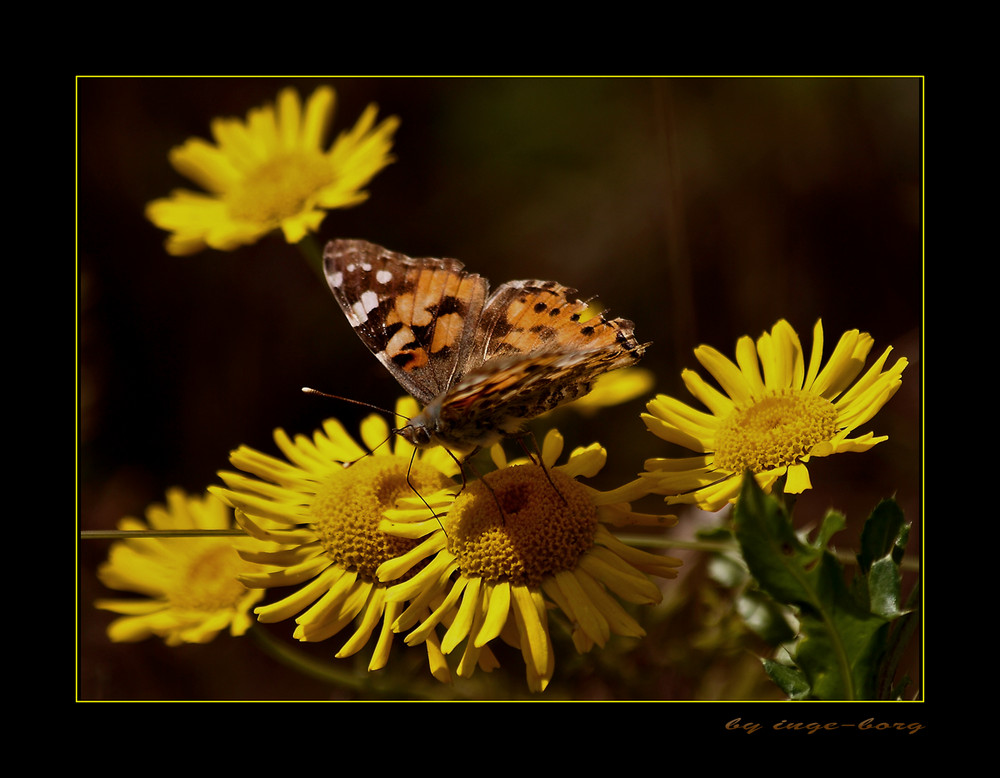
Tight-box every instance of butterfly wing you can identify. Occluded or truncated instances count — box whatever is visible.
[475,278,645,368]
[428,348,643,450]
[324,239,489,405]
[414,281,647,450]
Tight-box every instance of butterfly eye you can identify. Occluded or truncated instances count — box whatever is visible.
[399,424,433,447]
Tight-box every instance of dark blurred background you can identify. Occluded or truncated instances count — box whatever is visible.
[77,76,922,701]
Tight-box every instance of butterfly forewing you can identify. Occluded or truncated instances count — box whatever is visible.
[476,279,641,366]
[324,239,488,404]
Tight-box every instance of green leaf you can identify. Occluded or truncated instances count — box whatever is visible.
[858,498,908,571]
[736,589,797,645]
[732,474,821,604]
[733,473,889,700]
[868,557,905,619]
[815,509,847,552]
[762,658,811,699]
[855,498,911,619]
[707,552,746,588]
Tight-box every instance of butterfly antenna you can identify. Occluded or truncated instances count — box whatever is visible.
[518,432,568,506]
[301,387,410,423]
[302,387,404,466]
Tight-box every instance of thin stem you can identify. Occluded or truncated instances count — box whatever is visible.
[614,535,735,555]
[247,625,442,699]
[248,625,367,689]
[615,533,920,571]
[297,233,326,281]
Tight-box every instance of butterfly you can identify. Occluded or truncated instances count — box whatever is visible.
[324,239,647,456]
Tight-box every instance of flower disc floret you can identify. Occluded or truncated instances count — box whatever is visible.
[225,152,335,226]
[713,388,839,473]
[168,544,253,612]
[311,456,451,581]
[445,465,597,588]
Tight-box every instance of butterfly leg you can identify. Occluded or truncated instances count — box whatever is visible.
[442,446,474,499]
[405,448,448,534]
[457,452,510,524]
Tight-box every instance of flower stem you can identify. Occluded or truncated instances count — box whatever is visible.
[297,234,326,281]
[616,533,919,571]
[248,625,366,688]
[247,625,443,699]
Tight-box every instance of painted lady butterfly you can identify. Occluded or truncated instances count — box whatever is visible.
[324,239,648,456]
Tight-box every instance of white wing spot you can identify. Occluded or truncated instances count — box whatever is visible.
[376,269,394,285]
[359,289,381,314]
[350,300,369,323]
[330,270,344,288]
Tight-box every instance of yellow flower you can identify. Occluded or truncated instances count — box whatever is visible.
[209,398,462,682]
[146,85,399,255]
[640,319,908,512]
[377,429,681,693]
[563,367,655,416]
[94,489,270,646]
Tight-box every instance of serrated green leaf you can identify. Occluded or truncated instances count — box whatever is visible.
[855,498,911,618]
[868,556,905,619]
[732,473,821,604]
[792,554,889,699]
[733,474,890,700]
[762,659,810,699]
[858,498,907,572]
[815,509,846,551]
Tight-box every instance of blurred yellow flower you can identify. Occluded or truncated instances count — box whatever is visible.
[95,489,271,645]
[378,429,681,692]
[146,85,399,255]
[563,367,655,416]
[640,319,908,512]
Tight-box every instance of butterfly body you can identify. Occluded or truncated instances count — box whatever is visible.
[324,239,647,455]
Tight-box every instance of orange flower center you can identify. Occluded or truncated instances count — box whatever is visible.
[444,465,597,587]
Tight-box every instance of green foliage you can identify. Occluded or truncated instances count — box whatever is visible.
[731,474,915,700]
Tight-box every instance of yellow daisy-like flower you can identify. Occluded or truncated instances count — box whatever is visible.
[640,319,908,512]
[377,430,682,693]
[209,398,463,682]
[94,489,270,646]
[563,367,655,416]
[146,85,399,255]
